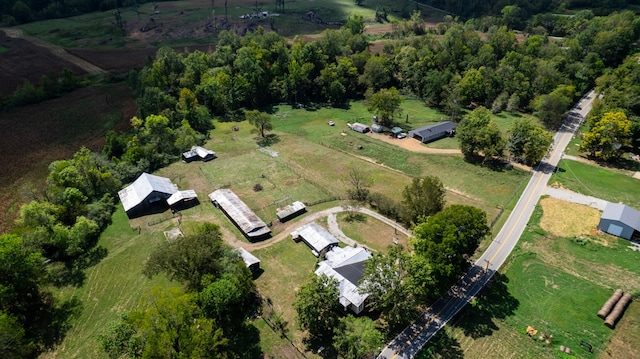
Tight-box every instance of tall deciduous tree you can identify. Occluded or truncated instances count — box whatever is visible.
[345,165,373,203]
[100,288,228,359]
[293,274,341,344]
[359,246,417,330]
[533,85,575,129]
[581,111,632,161]
[411,205,489,297]
[401,176,446,225]
[457,106,505,161]
[143,223,241,291]
[366,87,404,127]
[333,315,383,359]
[507,118,553,165]
[245,110,273,138]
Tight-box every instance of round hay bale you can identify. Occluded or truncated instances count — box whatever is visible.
[598,289,623,319]
[605,293,632,328]
[559,345,565,352]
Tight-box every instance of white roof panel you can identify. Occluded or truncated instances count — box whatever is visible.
[118,173,178,212]
[167,190,198,206]
[291,222,339,253]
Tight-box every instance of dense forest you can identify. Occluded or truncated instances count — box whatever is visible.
[2,6,640,358]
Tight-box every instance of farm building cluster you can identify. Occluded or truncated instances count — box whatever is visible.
[115,140,403,316]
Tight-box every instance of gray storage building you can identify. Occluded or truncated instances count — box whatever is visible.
[598,203,640,240]
[409,121,456,144]
[209,189,271,240]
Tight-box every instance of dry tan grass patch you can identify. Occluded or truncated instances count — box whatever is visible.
[539,197,601,238]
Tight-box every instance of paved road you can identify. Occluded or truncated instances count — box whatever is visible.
[378,90,597,359]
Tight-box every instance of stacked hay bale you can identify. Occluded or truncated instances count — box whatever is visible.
[604,293,633,329]
[598,289,623,319]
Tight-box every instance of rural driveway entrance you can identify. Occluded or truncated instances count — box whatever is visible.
[2,28,107,75]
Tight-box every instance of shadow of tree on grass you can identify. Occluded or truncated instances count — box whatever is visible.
[415,327,464,359]
[453,272,519,339]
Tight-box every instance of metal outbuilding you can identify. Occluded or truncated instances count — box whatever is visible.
[291,222,339,257]
[182,146,216,162]
[276,201,306,222]
[209,189,271,240]
[118,173,178,218]
[598,203,640,240]
[237,247,261,274]
[409,121,456,144]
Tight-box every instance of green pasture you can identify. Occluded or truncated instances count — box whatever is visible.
[272,102,529,213]
[551,159,640,209]
[52,208,179,358]
[253,237,319,350]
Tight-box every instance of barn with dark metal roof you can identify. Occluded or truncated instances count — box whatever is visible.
[408,121,456,144]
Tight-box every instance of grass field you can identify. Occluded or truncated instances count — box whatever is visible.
[427,203,640,359]
[551,159,640,209]
[272,101,529,214]
[49,208,179,358]
[252,237,321,354]
[46,97,535,357]
[336,212,410,251]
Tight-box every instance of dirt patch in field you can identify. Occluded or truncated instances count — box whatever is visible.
[539,197,600,237]
[368,132,462,154]
[0,30,86,98]
[0,84,135,233]
[600,302,640,359]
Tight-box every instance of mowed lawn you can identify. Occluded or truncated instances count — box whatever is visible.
[551,159,640,209]
[431,204,640,359]
[252,238,318,354]
[51,208,179,358]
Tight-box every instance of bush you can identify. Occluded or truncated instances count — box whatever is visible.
[368,192,403,222]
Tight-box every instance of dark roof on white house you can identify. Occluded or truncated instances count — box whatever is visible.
[601,203,640,232]
[118,173,178,212]
[208,189,271,238]
[409,121,456,138]
[315,246,372,311]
